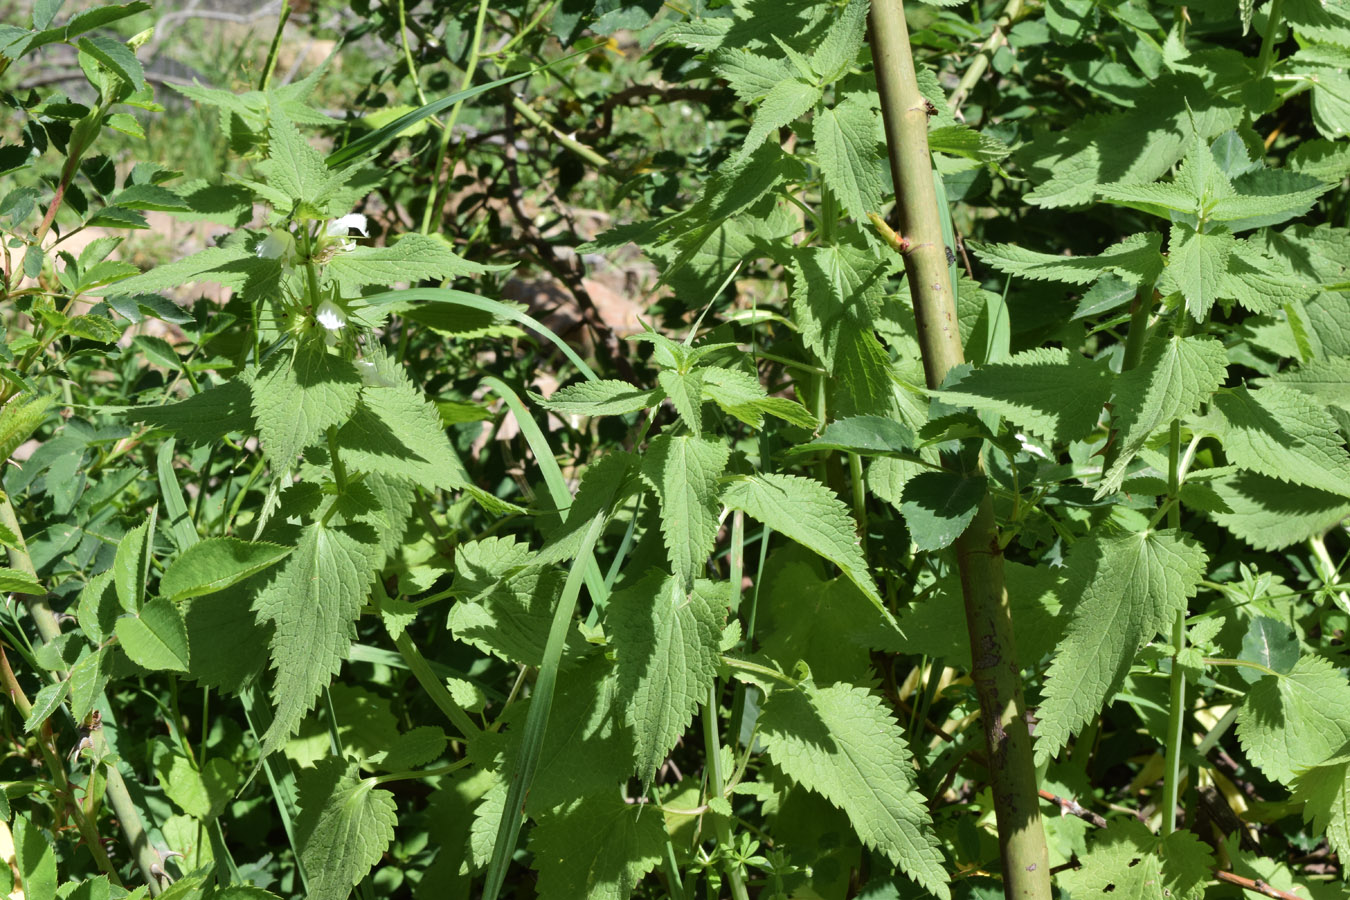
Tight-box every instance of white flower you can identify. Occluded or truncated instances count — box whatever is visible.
[315,299,347,332]
[326,214,369,237]
[256,228,296,261]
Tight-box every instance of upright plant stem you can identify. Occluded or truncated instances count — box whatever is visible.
[947,0,1024,113]
[420,0,490,234]
[869,5,1051,899]
[1161,419,1186,834]
[258,0,292,92]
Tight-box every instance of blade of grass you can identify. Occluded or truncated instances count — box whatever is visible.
[364,288,598,382]
[481,512,606,900]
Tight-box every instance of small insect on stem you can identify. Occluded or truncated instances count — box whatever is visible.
[867,212,912,254]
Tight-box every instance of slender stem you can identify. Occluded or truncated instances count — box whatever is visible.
[421,0,491,234]
[508,94,610,172]
[396,0,432,109]
[948,0,1025,113]
[1257,0,1286,77]
[702,687,750,900]
[1119,281,1156,373]
[721,656,797,686]
[393,631,480,739]
[849,452,868,558]
[1160,419,1186,835]
[258,0,292,91]
[870,5,1051,899]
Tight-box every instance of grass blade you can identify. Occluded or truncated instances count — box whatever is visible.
[481,512,605,900]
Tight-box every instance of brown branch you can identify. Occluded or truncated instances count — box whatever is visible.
[1038,789,1108,829]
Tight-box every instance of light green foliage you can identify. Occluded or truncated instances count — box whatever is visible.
[157,754,238,821]
[722,473,883,613]
[328,233,491,291]
[936,347,1114,444]
[159,538,291,600]
[537,380,662,415]
[1196,385,1350,496]
[115,597,190,673]
[529,794,666,900]
[758,681,949,898]
[253,520,383,754]
[1099,335,1228,496]
[1205,470,1350,549]
[12,816,57,900]
[295,759,397,900]
[639,434,729,588]
[1036,530,1207,761]
[1293,756,1350,860]
[813,95,884,223]
[1058,819,1213,900]
[608,573,725,785]
[973,232,1164,286]
[250,341,362,467]
[899,471,987,551]
[112,517,151,613]
[1237,654,1350,783]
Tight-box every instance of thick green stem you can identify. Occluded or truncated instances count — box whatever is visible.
[258,0,292,91]
[702,687,749,900]
[869,5,1051,899]
[1257,0,1286,77]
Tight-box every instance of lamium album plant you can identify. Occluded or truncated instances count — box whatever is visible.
[0,0,1348,898]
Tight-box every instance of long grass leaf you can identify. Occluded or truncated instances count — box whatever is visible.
[481,512,605,900]
[364,288,599,382]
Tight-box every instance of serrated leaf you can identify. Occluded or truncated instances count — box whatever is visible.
[738,78,822,162]
[258,111,337,214]
[810,0,868,76]
[158,754,237,821]
[759,681,949,898]
[1036,529,1207,762]
[936,348,1113,444]
[1262,356,1350,411]
[1237,654,1350,784]
[333,351,475,493]
[1099,335,1228,497]
[77,35,145,91]
[327,233,491,291]
[131,379,255,446]
[0,567,42,594]
[972,232,1164,286]
[250,341,361,466]
[253,521,382,754]
[116,597,190,672]
[813,95,883,222]
[1159,225,1233,321]
[68,648,110,722]
[537,379,662,416]
[722,473,884,614]
[900,471,987,552]
[1058,819,1213,900]
[639,435,729,588]
[1205,470,1350,550]
[529,794,666,900]
[1293,756,1350,860]
[159,538,291,601]
[295,758,397,900]
[23,680,67,733]
[0,393,52,463]
[112,519,151,613]
[657,368,704,435]
[609,572,724,786]
[787,415,914,456]
[1195,385,1350,497]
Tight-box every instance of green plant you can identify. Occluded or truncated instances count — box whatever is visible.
[2,0,1349,897]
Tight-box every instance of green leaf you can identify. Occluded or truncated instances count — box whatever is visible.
[972,232,1164,286]
[23,680,68,733]
[638,435,729,589]
[68,648,110,722]
[0,567,43,594]
[759,681,949,898]
[159,538,291,601]
[107,245,279,300]
[812,95,884,223]
[1237,654,1350,784]
[249,340,362,467]
[181,587,270,695]
[1036,529,1207,762]
[112,518,151,613]
[1195,385,1350,497]
[295,758,397,900]
[116,597,190,672]
[1204,470,1350,550]
[809,0,868,77]
[1261,356,1350,412]
[722,473,884,616]
[327,233,492,291]
[712,48,796,103]
[257,111,339,214]
[738,78,822,162]
[0,393,53,462]
[333,350,476,493]
[656,368,704,435]
[447,536,579,667]
[1292,756,1350,861]
[1237,617,1300,683]
[608,572,724,786]
[12,815,57,900]
[787,415,914,456]
[536,379,662,416]
[157,754,237,821]
[1159,225,1233,321]
[936,348,1114,445]
[529,794,666,900]
[789,240,890,369]
[131,379,255,446]
[77,35,145,91]
[77,571,118,644]
[900,471,987,552]
[1099,335,1228,497]
[253,520,382,754]
[1058,819,1213,900]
